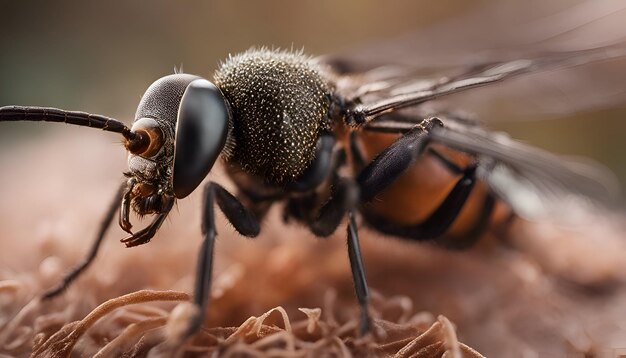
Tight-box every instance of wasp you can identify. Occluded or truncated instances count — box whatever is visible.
[0,45,622,340]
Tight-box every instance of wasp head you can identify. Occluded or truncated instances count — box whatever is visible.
[120,74,232,233]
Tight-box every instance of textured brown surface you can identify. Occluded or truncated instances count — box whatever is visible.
[1,131,626,357]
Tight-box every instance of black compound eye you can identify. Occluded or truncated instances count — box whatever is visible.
[128,118,164,158]
[172,79,230,198]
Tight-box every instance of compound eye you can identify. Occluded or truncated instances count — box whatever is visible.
[173,79,230,198]
[127,118,164,157]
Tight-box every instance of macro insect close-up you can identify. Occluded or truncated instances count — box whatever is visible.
[1,1,626,357]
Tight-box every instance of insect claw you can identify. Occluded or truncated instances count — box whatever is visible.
[121,234,149,248]
[120,225,133,235]
[120,232,143,245]
[120,235,133,244]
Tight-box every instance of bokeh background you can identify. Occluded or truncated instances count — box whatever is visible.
[1,1,626,356]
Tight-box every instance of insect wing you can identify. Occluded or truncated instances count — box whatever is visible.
[428,117,620,219]
[326,0,626,120]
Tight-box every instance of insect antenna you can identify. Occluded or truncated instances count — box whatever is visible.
[0,105,149,152]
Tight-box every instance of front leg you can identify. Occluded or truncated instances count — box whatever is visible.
[186,181,260,337]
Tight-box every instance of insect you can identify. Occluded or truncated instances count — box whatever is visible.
[0,45,623,342]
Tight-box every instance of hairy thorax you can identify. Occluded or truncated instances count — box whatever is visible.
[214,48,332,185]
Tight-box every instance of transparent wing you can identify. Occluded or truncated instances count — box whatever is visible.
[338,47,626,125]
[437,117,619,217]
[365,114,620,219]
[324,0,626,121]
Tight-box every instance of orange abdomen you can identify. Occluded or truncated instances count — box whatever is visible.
[354,130,512,244]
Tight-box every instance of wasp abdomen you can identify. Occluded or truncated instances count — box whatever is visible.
[214,48,331,184]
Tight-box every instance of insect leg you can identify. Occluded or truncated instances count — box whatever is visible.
[119,178,136,234]
[42,182,126,299]
[187,181,260,337]
[213,183,260,237]
[285,144,348,234]
[120,197,174,247]
[357,118,441,203]
[357,118,479,241]
[187,183,217,337]
[304,177,371,334]
[310,176,358,237]
[347,210,371,335]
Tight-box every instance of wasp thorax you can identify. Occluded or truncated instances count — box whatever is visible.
[214,48,331,184]
[125,118,165,158]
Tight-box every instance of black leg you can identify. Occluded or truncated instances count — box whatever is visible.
[187,184,217,337]
[236,185,283,224]
[213,183,260,237]
[187,181,260,337]
[288,175,372,334]
[311,177,358,237]
[357,118,442,203]
[42,182,126,299]
[347,210,371,335]
[118,178,136,234]
[284,146,349,236]
[120,196,174,247]
[302,174,372,334]
[283,192,318,225]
